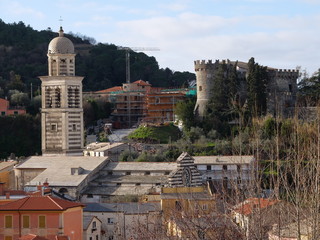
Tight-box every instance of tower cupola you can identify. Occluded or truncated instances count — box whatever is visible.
[47,27,75,76]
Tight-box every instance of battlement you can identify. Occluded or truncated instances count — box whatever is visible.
[194,60,219,71]
[269,68,300,78]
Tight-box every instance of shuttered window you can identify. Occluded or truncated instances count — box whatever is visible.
[22,215,30,228]
[5,215,12,228]
[39,215,46,228]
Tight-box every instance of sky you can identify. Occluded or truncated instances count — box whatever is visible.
[1,0,320,76]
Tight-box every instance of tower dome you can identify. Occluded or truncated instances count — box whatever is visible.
[48,27,74,54]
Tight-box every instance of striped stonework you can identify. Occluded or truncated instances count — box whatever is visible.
[168,152,203,187]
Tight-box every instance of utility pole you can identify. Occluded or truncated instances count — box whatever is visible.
[117,47,159,128]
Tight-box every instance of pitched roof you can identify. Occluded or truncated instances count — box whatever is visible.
[19,234,48,240]
[95,86,123,93]
[133,80,151,86]
[84,202,161,214]
[0,196,84,211]
[83,215,101,230]
[232,198,279,216]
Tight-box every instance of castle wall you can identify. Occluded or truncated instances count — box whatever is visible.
[194,60,219,117]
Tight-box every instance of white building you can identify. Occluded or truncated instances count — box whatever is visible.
[84,202,161,240]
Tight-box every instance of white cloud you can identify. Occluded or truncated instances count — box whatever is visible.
[5,1,45,19]
[98,12,320,74]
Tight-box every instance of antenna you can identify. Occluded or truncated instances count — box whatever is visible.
[59,16,63,27]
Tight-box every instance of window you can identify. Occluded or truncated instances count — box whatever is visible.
[145,171,150,175]
[199,86,202,91]
[96,236,99,240]
[223,165,227,171]
[1,111,5,116]
[116,183,121,186]
[5,215,12,228]
[107,218,114,224]
[72,124,76,131]
[22,215,30,228]
[126,172,131,175]
[108,236,114,240]
[237,165,241,172]
[135,183,141,186]
[206,165,211,170]
[39,215,46,228]
[289,84,292,92]
[89,237,92,240]
[51,124,57,131]
[202,204,208,210]
[92,221,97,229]
[14,111,18,115]
[87,194,93,198]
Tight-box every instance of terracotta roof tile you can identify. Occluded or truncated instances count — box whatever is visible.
[0,196,84,211]
[133,80,151,86]
[19,234,48,240]
[95,86,122,93]
[233,198,279,216]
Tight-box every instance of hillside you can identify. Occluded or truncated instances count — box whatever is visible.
[0,19,195,96]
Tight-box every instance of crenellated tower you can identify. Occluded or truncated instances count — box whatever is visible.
[40,27,84,155]
[194,60,220,118]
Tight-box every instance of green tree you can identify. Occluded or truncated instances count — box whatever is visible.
[174,97,197,130]
[246,57,268,117]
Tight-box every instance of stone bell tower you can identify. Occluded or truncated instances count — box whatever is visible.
[40,27,84,155]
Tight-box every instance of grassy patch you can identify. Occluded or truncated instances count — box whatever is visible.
[128,123,181,143]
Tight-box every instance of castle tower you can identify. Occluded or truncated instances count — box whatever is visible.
[194,60,219,118]
[40,27,84,155]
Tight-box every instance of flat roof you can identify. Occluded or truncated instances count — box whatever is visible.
[0,160,16,172]
[15,155,108,187]
[104,162,176,171]
[85,185,158,196]
[93,175,168,184]
[85,142,125,152]
[193,155,254,165]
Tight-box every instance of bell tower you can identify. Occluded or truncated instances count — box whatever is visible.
[40,27,84,155]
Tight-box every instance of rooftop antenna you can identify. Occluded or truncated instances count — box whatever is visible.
[59,16,63,28]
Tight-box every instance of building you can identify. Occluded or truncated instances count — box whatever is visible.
[194,59,299,118]
[83,216,102,240]
[268,219,311,240]
[84,81,191,128]
[0,98,26,116]
[39,26,84,155]
[231,198,295,239]
[14,27,109,200]
[193,155,255,192]
[83,142,128,158]
[0,161,16,190]
[143,90,186,123]
[84,202,161,240]
[0,195,84,240]
[14,155,108,199]
[81,152,253,201]
[81,152,203,202]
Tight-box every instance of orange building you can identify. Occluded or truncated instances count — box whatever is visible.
[84,80,190,127]
[0,98,26,116]
[144,90,185,123]
[0,196,84,240]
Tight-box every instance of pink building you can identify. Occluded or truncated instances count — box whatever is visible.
[0,196,84,240]
[0,98,26,116]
